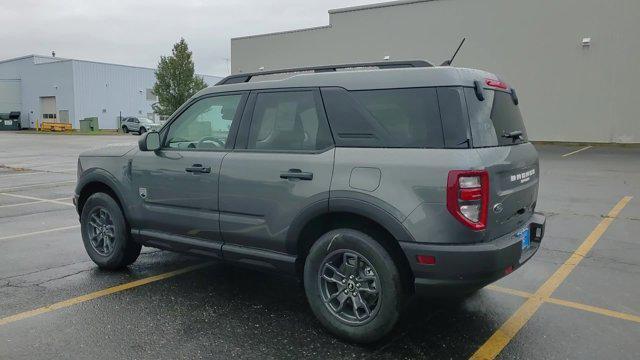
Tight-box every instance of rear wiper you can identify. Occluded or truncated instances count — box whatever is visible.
[502,130,523,141]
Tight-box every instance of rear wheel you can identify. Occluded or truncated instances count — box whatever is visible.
[80,192,141,269]
[304,229,407,343]
[121,125,129,133]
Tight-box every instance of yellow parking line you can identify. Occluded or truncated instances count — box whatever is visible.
[0,193,74,207]
[562,145,592,157]
[546,297,640,324]
[0,225,80,241]
[487,285,640,324]
[486,284,533,298]
[0,263,211,326]
[471,196,633,360]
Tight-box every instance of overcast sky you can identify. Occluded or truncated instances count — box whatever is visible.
[0,0,375,77]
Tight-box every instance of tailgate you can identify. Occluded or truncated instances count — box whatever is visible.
[476,143,539,240]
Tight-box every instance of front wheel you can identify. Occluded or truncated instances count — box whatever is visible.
[138,127,146,134]
[80,192,141,270]
[304,229,408,343]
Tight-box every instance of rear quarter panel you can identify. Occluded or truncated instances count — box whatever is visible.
[331,147,488,244]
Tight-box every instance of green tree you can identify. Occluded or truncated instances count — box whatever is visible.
[152,38,208,116]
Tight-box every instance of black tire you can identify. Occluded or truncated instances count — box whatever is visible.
[138,127,146,135]
[80,192,141,270]
[121,125,129,134]
[304,229,408,343]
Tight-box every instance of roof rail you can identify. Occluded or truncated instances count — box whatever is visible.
[215,60,432,85]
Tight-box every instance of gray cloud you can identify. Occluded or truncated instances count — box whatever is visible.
[0,0,374,76]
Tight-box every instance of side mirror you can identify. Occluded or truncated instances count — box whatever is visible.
[139,131,160,151]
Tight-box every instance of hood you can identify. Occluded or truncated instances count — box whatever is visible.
[80,143,137,157]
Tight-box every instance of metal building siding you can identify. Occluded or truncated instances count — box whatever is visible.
[72,62,221,129]
[18,59,76,128]
[0,55,222,129]
[0,79,21,113]
[231,0,640,143]
[72,61,159,129]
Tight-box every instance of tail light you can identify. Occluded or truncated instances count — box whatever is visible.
[485,78,509,90]
[447,170,489,230]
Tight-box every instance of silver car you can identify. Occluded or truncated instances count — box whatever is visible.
[121,117,160,134]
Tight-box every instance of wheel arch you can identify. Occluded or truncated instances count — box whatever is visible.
[290,198,415,292]
[76,169,128,218]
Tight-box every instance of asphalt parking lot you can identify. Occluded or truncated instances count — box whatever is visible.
[0,132,638,359]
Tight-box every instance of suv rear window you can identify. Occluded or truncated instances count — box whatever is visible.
[464,88,528,147]
[321,87,444,148]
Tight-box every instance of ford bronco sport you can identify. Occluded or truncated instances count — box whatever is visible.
[75,61,545,343]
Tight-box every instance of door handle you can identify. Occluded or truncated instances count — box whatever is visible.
[185,164,211,174]
[280,169,313,180]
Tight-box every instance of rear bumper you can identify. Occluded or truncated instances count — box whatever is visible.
[400,212,546,297]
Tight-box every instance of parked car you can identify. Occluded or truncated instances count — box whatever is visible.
[121,117,161,134]
[75,61,545,343]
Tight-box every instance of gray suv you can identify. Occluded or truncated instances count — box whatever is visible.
[75,61,545,343]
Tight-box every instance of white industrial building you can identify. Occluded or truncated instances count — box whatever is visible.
[0,54,220,129]
[231,0,640,144]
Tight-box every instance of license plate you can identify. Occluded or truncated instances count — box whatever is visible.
[516,227,531,250]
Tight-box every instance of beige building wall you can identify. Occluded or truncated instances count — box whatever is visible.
[231,0,640,143]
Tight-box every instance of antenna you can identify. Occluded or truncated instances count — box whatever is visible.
[440,37,466,66]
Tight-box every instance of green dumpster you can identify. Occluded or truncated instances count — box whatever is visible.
[79,117,99,132]
[0,112,21,131]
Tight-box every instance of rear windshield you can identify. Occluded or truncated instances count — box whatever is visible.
[464,88,528,147]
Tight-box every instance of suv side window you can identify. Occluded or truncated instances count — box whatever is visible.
[247,91,333,151]
[321,87,444,148]
[351,88,444,148]
[164,94,243,150]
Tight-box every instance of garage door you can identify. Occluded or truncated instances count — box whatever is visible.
[0,79,21,113]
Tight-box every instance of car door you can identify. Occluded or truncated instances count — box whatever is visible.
[219,88,335,262]
[130,92,248,255]
[129,117,139,132]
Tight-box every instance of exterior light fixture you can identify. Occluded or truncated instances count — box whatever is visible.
[581,37,591,47]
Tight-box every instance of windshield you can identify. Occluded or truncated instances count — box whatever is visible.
[464,88,528,147]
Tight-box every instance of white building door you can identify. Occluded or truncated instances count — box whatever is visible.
[59,110,70,124]
[39,96,57,122]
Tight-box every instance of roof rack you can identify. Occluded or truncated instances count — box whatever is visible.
[215,60,432,85]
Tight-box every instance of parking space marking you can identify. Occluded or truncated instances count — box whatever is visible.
[0,180,76,192]
[0,197,72,208]
[0,193,75,207]
[487,285,640,324]
[470,195,633,360]
[0,171,76,178]
[0,263,211,327]
[562,145,592,157]
[0,225,80,242]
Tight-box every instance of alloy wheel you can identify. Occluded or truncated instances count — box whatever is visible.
[318,249,381,325]
[86,207,116,256]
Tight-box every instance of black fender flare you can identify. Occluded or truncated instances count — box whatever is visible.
[285,191,415,254]
[75,168,130,218]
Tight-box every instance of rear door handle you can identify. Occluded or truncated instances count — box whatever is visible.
[280,169,313,180]
[185,164,211,174]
